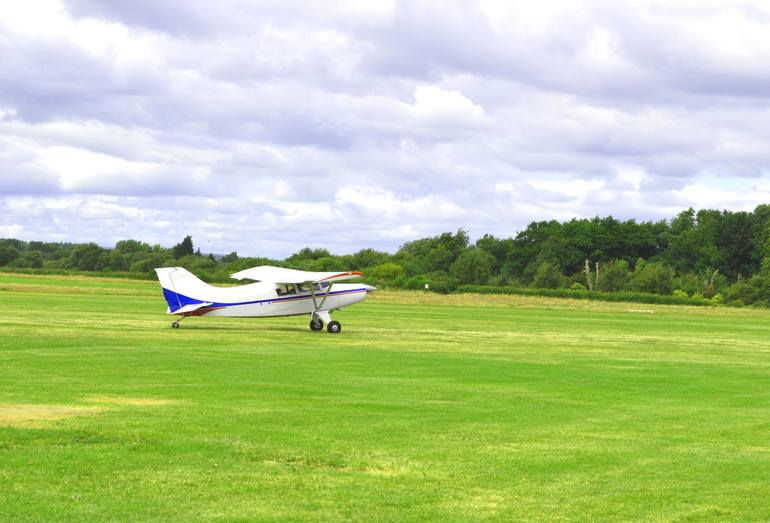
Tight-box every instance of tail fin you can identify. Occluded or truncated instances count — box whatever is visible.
[155,267,214,313]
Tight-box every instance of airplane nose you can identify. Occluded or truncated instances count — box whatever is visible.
[363,284,377,293]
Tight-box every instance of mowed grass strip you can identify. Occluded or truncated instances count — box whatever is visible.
[1,273,770,521]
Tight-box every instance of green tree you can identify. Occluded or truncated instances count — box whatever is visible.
[220,252,239,264]
[172,236,194,258]
[351,248,390,270]
[716,210,755,278]
[130,253,169,273]
[107,250,129,271]
[532,261,565,289]
[597,260,630,292]
[368,262,405,283]
[750,204,770,270]
[396,230,468,274]
[70,243,107,271]
[660,208,697,273]
[115,240,151,256]
[0,245,20,266]
[423,244,454,273]
[287,247,332,263]
[308,256,345,271]
[450,248,495,285]
[180,255,217,273]
[475,234,513,274]
[11,250,43,269]
[629,262,674,295]
[510,220,562,279]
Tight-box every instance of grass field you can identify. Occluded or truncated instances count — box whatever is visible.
[2,273,770,521]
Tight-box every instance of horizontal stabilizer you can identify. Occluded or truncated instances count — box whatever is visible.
[173,302,213,315]
[231,266,363,284]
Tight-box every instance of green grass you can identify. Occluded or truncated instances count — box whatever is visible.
[2,274,770,521]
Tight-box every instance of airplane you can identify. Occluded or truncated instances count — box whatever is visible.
[154,266,375,333]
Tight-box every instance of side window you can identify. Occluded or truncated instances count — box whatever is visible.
[276,284,297,296]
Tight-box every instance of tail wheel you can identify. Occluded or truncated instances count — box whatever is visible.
[327,321,341,333]
[309,317,323,331]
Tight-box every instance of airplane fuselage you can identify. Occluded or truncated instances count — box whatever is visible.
[185,282,371,318]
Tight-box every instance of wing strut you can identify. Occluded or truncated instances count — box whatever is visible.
[310,281,334,311]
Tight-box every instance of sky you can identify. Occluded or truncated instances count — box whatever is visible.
[2,0,770,257]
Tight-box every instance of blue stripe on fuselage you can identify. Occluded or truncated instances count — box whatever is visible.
[161,287,367,313]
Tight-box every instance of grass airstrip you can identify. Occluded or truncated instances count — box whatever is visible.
[1,273,770,521]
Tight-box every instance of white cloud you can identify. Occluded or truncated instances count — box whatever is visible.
[0,223,25,236]
[410,86,488,127]
[1,0,770,255]
[38,146,156,191]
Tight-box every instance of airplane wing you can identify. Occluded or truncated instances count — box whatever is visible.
[230,266,363,284]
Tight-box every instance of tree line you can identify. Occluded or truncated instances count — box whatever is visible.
[3,205,770,306]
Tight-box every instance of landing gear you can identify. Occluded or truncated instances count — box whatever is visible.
[309,311,341,333]
[171,321,180,329]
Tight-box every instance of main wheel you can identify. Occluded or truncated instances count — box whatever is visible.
[327,320,341,333]
[171,321,180,329]
[309,317,323,331]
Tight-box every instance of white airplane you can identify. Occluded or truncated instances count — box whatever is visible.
[154,266,375,333]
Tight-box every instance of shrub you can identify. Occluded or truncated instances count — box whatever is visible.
[402,275,429,290]
[724,274,770,306]
[368,262,406,283]
[725,280,761,305]
[629,262,674,295]
[532,262,566,289]
[597,260,630,292]
[672,273,702,296]
[425,273,458,294]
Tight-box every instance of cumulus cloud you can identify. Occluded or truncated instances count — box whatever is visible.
[0,0,769,256]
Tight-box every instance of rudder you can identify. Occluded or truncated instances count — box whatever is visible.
[154,267,212,313]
